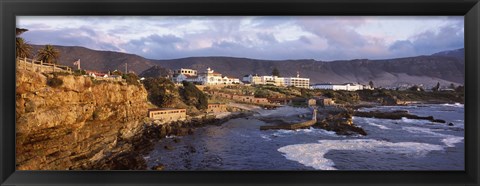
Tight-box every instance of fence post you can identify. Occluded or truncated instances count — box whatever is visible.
[31,58,34,70]
[53,63,56,73]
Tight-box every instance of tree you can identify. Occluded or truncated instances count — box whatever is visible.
[409,85,424,92]
[432,82,440,91]
[181,81,208,110]
[449,83,455,89]
[15,28,32,58]
[123,73,140,86]
[272,67,280,76]
[142,77,176,107]
[36,45,60,64]
[16,37,33,58]
[369,81,374,88]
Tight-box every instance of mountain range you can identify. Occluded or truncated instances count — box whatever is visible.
[30,45,464,87]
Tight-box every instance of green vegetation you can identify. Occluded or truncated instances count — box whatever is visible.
[272,67,280,76]
[36,45,60,64]
[73,69,87,76]
[217,84,464,105]
[122,73,140,86]
[142,77,177,108]
[180,81,208,110]
[16,28,32,58]
[46,75,63,88]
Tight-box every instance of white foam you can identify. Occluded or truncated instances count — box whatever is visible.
[278,139,443,170]
[401,117,430,125]
[257,106,310,117]
[260,134,272,141]
[272,127,338,137]
[365,119,390,130]
[442,103,464,108]
[442,137,464,147]
[403,126,464,147]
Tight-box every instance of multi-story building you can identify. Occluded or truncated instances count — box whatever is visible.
[284,77,310,88]
[173,67,240,85]
[174,68,197,76]
[243,72,310,88]
[310,83,372,91]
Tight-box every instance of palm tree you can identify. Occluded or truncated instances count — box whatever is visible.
[16,37,32,58]
[15,28,32,58]
[36,45,60,64]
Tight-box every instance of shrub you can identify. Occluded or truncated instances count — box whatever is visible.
[181,81,208,110]
[142,77,177,107]
[47,76,63,88]
[123,73,140,86]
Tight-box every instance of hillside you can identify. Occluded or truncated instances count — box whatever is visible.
[152,55,464,87]
[31,45,156,74]
[30,45,465,87]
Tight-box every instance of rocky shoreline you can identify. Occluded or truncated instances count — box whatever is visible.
[89,111,253,170]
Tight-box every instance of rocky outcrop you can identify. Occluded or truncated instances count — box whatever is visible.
[315,112,367,136]
[354,110,446,123]
[16,69,150,170]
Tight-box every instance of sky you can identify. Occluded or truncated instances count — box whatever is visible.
[16,16,464,61]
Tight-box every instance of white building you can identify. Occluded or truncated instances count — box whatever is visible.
[174,68,197,76]
[173,67,239,85]
[243,72,310,88]
[311,83,372,91]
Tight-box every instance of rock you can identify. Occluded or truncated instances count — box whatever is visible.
[15,69,150,170]
[354,110,445,123]
[448,123,454,126]
[152,164,165,171]
[164,145,174,150]
[173,138,181,143]
[433,119,446,123]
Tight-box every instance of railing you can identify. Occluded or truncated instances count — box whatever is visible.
[16,57,72,74]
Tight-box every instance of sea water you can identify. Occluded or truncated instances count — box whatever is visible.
[146,104,464,170]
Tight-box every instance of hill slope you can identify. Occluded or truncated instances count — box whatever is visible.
[30,45,464,87]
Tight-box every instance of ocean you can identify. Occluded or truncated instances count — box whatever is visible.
[145,104,464,170]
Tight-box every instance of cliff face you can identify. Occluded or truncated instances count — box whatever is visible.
[15,69,150,170]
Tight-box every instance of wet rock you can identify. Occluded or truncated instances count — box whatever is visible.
[187,146,197,153]
[432,119,446,123]
[173,138,181,143]
[354,110,445,123]
[152,164,165,171]
[448,123,454,126]
[164,145,174,150]
[315,112,367,136]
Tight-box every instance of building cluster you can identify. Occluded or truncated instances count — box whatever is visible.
[148,108,187,123]
[148,103,228,122]
[210,91,270,105]
[172,68,240,85]
[242,72,310,89]
[310,83,373,91]
[86,70,123,82]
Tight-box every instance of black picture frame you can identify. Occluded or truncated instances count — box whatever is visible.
[1,0,479,185]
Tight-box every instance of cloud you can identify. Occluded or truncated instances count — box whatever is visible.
[17,16,464,61]
[388,23,464,58]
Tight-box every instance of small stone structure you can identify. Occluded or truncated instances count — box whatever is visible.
[316,97,335,107]
[209,91,270,105]
[207,103,227,113]
[306,98,316,106]
[148,108,187,123]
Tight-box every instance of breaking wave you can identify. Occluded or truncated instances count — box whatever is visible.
[278,139,444,170]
